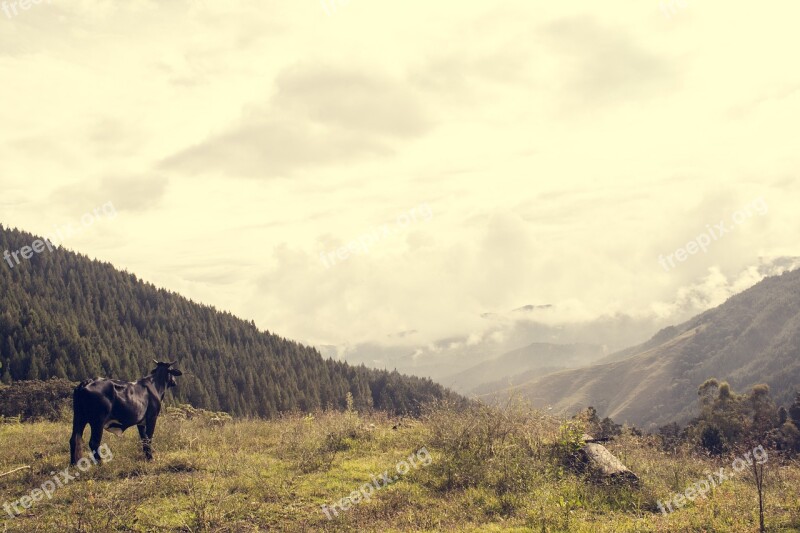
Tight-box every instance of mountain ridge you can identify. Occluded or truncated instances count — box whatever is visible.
[445,342,605,393]
[480,268,800,428]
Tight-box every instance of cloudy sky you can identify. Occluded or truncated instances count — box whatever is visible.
[2,0,800,367]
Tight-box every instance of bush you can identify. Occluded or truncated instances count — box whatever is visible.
[277,402,372,473]
[164,404,232,426]
[0,378,75,421]
[421,399,559,515]
[770,420,800,453]
[658,422,683,453]
[551,419,587,468]
[700,425,726,455]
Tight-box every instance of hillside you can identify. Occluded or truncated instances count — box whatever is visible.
[444,342,604,393]
[481,269,800,428]
[0,224,454,417]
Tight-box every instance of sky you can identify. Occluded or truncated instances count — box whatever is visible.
[2,0,800,370]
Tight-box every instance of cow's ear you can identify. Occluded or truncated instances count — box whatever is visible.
[169,369,183,376]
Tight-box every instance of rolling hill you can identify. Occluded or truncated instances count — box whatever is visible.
[481,268,800,429]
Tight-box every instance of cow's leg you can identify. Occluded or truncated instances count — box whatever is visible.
[88,421,105,463]
[143,418,157,461]
[70,419,87,465]
[137,424,153,461]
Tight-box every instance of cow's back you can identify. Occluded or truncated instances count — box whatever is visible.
[74,379,116,418]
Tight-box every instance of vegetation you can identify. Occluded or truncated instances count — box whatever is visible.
[0,378,74,422]
[679,380,800,456]
[0,225,456,418]
[653,380,800,533]
[1,401,799,532]
[574,406,624,440]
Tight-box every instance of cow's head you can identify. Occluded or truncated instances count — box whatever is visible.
[151,360,183,388]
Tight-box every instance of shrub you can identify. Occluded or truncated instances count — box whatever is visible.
[550,419,587,468]
[658,422,683,453]
[164,404,232,426]
[770,420,800,453]
[700,425,725,455]
[421,399,558,516]
[277,405,372,473]
[0,378,75,421]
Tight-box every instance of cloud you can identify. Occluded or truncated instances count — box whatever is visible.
[161,63,432,178]
[273,64,431,138]
[98,176,169,212]
[51,175,168,213]
[410,42,534,96]
[3,0,800,383]
[162,117,385,178]
[652,257,800,319]
[86,118,143,157]
[388,330,418,339]
[542,16,676,110]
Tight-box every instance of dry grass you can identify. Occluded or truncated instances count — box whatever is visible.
[0,403,798,532]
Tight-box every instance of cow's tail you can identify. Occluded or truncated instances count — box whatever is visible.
[70,383,90,465]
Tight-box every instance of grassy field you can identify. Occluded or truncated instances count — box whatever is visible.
[0,403,799,532]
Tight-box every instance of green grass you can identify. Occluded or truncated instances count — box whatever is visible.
[0,404,798,532]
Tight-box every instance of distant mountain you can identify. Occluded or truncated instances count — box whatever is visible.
[480,269,800,429]
[337,312,667,383]
[0,224,455,417]
[443,342,605,393]
[481,303,553,319]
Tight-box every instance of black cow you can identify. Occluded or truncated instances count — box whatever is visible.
[70,360,182,464]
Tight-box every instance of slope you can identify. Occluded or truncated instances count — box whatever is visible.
[481,269,800,428]
[0,224,454,417]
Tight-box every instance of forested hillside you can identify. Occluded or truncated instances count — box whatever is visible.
[0,224,454,417]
